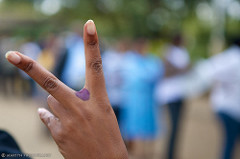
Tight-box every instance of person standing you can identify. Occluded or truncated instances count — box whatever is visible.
[161,34,190,159]
[102,40,127,121]
[20,39,42,96]
[61,23,86,90]
[208,39,240,159]
[119,39,164,159]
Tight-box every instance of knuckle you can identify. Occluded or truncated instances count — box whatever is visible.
[88,40,98,49]
[105,104,113,114]
[54,130,66,144]
[45,115,56,128]
[97,100,113,114]
[48,103,56,113]
[63,117,75,131]
[89,58,103,74]
[47,95,53,103]
[104,103,113,114]
[43,77,59,92]
[20,60,34,72]
[84,112,93,122]
[55,137,65,145]
[46,117,51,127]
[61,123,76,138]
[81,108,93,122]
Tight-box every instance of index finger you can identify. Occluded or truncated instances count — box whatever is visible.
[5,51,76,106]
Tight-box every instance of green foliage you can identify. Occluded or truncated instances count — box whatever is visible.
[0,0,240,61]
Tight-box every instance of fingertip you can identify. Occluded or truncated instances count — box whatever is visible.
[38,107,45,114]
[5,51,12,58]
[5,51,21,65]
[47,95,53,101]
[38,108,52,121]
[85,19,96,35]
[38,108,47,118]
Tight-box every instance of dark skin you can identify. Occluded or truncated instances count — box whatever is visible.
[6,20,128,159]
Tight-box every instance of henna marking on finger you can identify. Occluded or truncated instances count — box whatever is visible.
[75,88,90,101]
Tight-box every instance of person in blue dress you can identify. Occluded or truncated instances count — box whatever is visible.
[119,39,164,158]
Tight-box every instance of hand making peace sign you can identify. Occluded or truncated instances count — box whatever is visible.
[5,20,128,159]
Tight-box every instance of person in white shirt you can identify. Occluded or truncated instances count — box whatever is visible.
[201,40,240,159]
[160,34,190,159]
[157,37,240,159]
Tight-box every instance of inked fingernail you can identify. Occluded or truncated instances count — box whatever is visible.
[86,20,96,35]
[76,88,90,101]
[5,51,21,64]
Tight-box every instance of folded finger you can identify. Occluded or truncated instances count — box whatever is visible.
[47,95,68,119]
[38,108,61,132]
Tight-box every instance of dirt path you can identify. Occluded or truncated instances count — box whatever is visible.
[0,95,63,159]
[0,94,239,159]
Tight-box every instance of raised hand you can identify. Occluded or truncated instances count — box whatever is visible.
[5,20,128,159]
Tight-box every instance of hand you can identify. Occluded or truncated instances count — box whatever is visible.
[5,20,128,159]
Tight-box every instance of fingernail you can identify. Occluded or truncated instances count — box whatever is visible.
[38,108,46,117]
[5,51,21,64]
[86,20,96,35]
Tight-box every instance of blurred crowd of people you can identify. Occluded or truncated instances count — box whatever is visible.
[0,24,240,159]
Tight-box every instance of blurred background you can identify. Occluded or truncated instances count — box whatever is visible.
[0,0,240,159]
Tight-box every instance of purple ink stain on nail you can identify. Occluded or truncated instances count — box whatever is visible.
[76,88,90,101]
